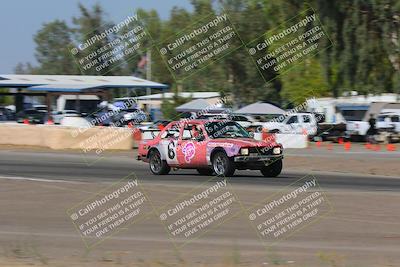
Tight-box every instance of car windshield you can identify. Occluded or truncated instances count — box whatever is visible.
[378,116,386,122]
[205,121,250,139]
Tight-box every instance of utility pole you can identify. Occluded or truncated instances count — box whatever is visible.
[146,49,152,118]
[146,49,152,96]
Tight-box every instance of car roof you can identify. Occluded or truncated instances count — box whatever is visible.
[167,119,231,127]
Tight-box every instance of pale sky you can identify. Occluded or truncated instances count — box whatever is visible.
[0,0,193,73]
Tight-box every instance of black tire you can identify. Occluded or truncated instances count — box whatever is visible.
[149,150,170,175]
[260,159,282,177]
[196,168,214,176]
[212,151,235,177]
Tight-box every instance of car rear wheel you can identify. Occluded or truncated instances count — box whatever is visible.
[149,150,170,175]
[196,168,214,176]
[212,151,235,177]
[260,159,282,177]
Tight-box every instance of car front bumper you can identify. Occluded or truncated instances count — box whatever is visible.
[234,154,283,162]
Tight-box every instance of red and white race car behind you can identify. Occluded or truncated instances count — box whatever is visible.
[137,120,283,177]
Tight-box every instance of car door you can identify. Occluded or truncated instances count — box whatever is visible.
[301,114,315,135]
[391,115,400,132]
[158,124,180,166]
[177,123,207,167]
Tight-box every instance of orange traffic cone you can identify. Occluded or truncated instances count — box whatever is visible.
[46,119,53,125]
[316,141,322,148]
[23,119,29,125]
[386,144,396,151]
[338,137,344,144]
[365,143,372,150]
[344,141,351,151]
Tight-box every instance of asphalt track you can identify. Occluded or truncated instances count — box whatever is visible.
[0,148,399,267]
[0,148,399,190]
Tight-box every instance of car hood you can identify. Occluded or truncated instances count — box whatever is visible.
[208,138,278,148]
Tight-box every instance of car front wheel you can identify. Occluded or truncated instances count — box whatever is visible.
[212,151,235,177]
[149,150,170,175]
[260,159,282,177]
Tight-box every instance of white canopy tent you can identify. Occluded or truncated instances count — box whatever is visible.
[234,102,285,115]
[175,99,226,113]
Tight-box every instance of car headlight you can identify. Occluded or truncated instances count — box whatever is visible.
[240,148,249,155]
[273,147,281,155]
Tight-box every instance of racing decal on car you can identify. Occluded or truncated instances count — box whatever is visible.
[167,140,176,160]
[159,139,178,164]
[207,142,234,148]
[182,142,196,163]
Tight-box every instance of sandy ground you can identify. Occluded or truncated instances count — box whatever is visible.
[0,177,399,267]
[0,144,399,266]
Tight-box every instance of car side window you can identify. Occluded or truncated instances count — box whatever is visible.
[302,115,311,123]
[182,124,205,141]
[160,125,180,140]
[182,128,192,139]
[286,116,298,124]
[232,116,248,121]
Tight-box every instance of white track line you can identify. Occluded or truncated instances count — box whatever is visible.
[0,175,86,184]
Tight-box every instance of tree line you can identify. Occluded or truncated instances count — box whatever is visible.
[15,0,400,109]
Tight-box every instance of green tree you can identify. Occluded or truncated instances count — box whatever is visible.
[72,3,120,75]
[33,20,78,74]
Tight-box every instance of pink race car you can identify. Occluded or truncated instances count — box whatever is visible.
[137,120,283,177]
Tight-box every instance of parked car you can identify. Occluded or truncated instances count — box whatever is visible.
[346,110,400,142]
[0,107,15,121]
[33,105,48,111]
[345,120,370,140]
[52,110,80,124]
[60,116,91,127]
[376,111,400,133]
[16,109,48,124]
[110,108,147,126]
[197,113,256,128]
[120,108,148,124]
[374,111,400,143]
[137,120,283,177]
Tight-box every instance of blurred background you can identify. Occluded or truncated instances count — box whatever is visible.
[0,0,399,111]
